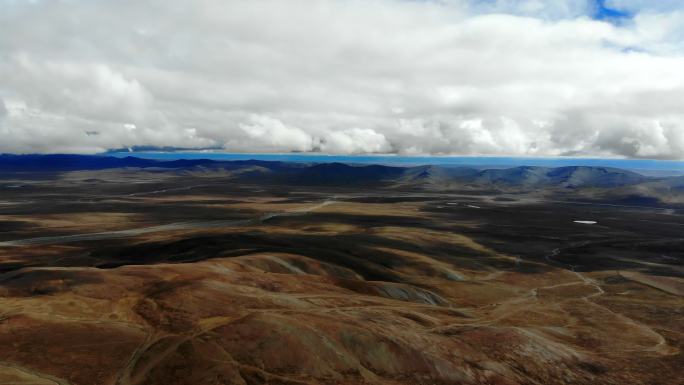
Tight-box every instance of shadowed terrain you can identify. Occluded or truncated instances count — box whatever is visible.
[0,156,682,385]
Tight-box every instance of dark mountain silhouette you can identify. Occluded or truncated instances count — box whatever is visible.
[0,154,662,191]
[0,154,160,171]
[474,166,648,188]
[283,163,406,185]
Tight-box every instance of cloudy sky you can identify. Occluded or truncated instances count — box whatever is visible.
[1,0,683,158]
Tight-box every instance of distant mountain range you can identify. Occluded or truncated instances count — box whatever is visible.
[397,164,650,188]
[0,154,218,171]
[1,154,683,205]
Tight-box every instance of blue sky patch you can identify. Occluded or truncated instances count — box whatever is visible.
[593,0,632,22]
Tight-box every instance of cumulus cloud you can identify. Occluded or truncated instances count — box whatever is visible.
[322,128,392,154]
[0,0,683,158]
[0,99,7,118]
[233,115,314,152]
[5,57,151,122]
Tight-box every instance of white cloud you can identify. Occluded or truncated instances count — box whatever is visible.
[322,128,392,154]
[630,11,684,54]
[0,0,683,158]
[4,56,151,123]
[233,115,314,153]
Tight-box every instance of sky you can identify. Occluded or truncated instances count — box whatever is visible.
[1,0,684,159]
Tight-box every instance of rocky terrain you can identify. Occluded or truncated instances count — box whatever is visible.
[0,156,682,385]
